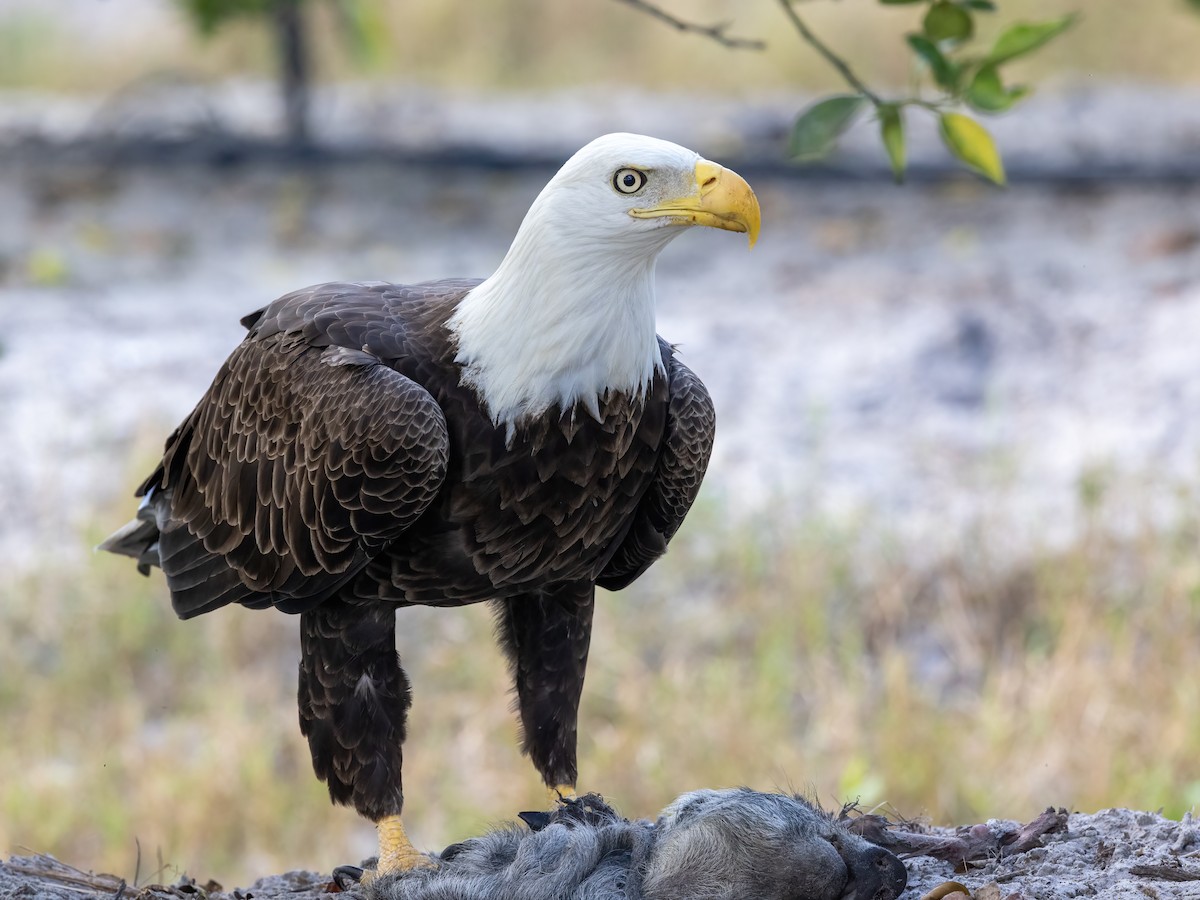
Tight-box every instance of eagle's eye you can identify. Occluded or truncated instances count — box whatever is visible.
[613,168,647,195]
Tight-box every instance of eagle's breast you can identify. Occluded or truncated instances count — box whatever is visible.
[364,347,670,606]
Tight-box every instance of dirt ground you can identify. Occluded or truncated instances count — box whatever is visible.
[3,805,1198,899]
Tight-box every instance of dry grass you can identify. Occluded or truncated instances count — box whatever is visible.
[2,0,1200,94]
[2,468,1199,888]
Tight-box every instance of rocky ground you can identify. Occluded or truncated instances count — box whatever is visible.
[2,805,1198,899]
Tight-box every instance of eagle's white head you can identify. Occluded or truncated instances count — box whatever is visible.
[449,133,760,430]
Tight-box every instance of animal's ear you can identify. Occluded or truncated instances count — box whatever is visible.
[518,810,553,832]
[657,788,721,828]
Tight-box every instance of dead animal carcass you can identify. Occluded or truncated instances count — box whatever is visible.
[360,788,907,900]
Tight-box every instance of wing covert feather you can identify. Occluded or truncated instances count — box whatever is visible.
[151,328,449,617]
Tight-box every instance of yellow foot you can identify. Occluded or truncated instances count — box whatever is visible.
[367,815,436,879]
[547,783,578,806]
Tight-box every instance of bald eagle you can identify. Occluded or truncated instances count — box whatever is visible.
[101,133,761,877]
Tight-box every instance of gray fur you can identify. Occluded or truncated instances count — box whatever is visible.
[366,789,906,900]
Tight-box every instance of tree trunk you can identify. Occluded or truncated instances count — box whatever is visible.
[273,0,310,147]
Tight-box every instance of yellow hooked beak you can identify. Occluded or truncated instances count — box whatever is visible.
[629,159,761,248]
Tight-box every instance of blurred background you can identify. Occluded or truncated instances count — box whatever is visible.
[2,0,1200,889]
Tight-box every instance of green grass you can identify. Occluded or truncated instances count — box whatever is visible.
[2,468,1200,887]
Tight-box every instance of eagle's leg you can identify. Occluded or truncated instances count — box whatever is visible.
[298,599,430,875]
[494,583,595,806]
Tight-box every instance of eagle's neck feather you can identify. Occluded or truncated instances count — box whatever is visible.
[448,206,668,432]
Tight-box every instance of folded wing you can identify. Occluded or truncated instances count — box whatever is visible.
[140,330,449,618]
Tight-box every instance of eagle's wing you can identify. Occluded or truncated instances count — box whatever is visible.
[596,347,715,591]
[138,284,451,619]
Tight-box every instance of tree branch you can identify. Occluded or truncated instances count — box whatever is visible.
[612,0,766,51]
[842,806,1070,865]
[777,0,884,106]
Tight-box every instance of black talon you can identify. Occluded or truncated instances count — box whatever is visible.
[518,810,553,832]
[332,865,366,890]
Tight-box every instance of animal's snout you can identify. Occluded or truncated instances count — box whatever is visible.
[843,844,907,900]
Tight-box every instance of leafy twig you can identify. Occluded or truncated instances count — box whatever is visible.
[611,0,766,51]
[617,0,1073,185]
[777,0,883,105]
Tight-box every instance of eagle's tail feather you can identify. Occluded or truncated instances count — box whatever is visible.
[97,492,161,575]
[100,487,266,619]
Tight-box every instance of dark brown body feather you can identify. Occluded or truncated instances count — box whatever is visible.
[108,279,714,821]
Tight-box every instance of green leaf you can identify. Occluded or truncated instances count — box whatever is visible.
[789,95,868,162]
[939,112,1005,184]
[339,0,390,67]
[966,64,1030,113]
[877,0,927,4]
[962,0,997,10]
[879,105,906,183]
[986,14,1078,65]
[923,1,973,42]
[906,34,960,91]
[180,0,278,36]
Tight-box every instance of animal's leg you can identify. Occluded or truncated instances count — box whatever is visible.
[298,599,431,874]
[494,583,595,804]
